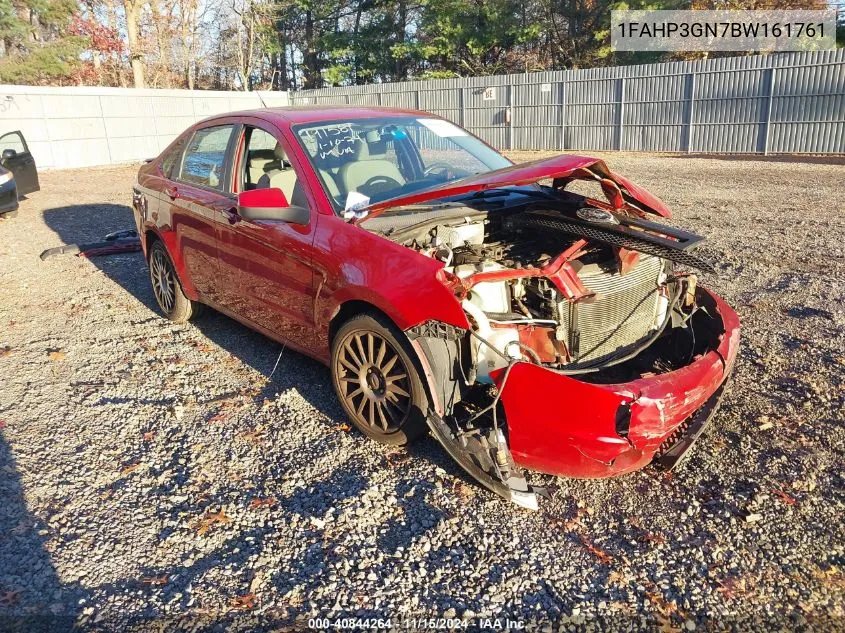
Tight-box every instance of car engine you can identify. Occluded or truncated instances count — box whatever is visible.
[396,208,681,383]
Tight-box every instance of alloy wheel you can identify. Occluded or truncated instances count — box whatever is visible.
[150,248,176,313]
[335,330,412,433]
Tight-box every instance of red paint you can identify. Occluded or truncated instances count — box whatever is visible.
[357,154,672,222]
[491,288,741,478]
[135,108,472,366]
[461,239,592,301]
[238,187,289,209]
[133,106,737,483]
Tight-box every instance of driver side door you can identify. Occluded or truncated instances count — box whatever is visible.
[215,120,319,354]
[0,131,39,195]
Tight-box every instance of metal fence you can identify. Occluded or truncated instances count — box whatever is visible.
[291,50,845,155]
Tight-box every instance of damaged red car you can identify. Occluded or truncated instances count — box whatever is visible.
[132,107,740,509]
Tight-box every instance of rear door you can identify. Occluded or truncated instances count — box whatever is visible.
[0,131,39,195]
[169,123,239,304]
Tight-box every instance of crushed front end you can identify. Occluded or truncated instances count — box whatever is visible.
[369,163,740,508]
[489,287,740,480]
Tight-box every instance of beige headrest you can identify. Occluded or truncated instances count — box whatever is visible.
[249,149,276,166]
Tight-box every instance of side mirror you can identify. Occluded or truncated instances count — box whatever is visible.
[1,149,16,160]
[237,187,309,225]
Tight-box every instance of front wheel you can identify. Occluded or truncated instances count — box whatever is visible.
[148,240,202,323]
[331,314,428,446]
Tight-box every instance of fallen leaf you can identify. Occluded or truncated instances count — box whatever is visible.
[450,480,473,501]
[333,423,352,432]
[716,576,751,600]
[384,448,410,468]
[249,497,277,509]
[188,341,216,353]
[120,463,140,476]
[229,593,256,611]
[192,510,231,536]
[0,420,6,430]
[772,489,797,506]
[0,589,20,606]
[578,534,613,564]
[141,576,168,586]
[0,346,12,357]
[237,427,266,444]
[654,614,682,633]
[48,350,67,361]
[642,532,667,545]
[207,413,228,424]
[142,431,156,442]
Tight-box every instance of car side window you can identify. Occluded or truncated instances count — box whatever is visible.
[240,126,304,207]
[160,137,187,179]
[0,131,27,155]
[179,125,234,190]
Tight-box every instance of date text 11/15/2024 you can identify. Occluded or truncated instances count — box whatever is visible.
[308,617,527,630]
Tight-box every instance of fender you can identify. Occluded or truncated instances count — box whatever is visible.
[312,216,470,353]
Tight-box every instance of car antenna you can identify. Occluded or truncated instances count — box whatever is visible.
[257,90,268,108]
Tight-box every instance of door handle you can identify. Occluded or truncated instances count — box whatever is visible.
[222,207,239,225]
[165,186,178,200]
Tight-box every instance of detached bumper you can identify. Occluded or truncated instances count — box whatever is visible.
[492,287,740,478]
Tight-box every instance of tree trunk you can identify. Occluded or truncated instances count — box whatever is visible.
[125,0,145,88]
[395,0,407,80]
[303,9,319,89]
[149,0,170,84]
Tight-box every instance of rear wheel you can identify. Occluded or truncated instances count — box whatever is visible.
[148,240,202,323]
[331,314,428,446]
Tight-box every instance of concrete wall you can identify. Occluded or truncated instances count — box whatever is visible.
[0,85,289,170]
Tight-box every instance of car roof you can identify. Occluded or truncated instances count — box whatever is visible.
[199,105,432,128]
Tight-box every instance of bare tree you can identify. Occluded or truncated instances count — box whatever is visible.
[123,0,146,87]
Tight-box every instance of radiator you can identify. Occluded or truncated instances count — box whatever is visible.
[559,254,664,365]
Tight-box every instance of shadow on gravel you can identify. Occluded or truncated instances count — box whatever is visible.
[189,312,475,494]
[41,203,159,315]
[0,433,83,632]
[39,202,485,524]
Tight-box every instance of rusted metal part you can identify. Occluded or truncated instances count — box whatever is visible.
[488,322,560,364]
[460,239,595,302]
[616,247,640,275]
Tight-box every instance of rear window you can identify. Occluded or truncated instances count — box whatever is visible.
[160,139,186,179]
[179,125,234,190]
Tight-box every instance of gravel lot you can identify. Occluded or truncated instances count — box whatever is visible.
[0,154,843,631]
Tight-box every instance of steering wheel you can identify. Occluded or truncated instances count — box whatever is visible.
[423,162,454,178]
[359,175,403,196]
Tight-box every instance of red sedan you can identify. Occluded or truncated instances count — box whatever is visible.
[132,106,740,509]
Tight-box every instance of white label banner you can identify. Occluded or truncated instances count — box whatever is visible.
[611,10,837,52]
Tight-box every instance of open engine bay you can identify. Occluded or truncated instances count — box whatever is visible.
[368,192,728,508]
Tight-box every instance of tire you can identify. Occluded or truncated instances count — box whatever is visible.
[331,313,429,446]
[148,240,203,323]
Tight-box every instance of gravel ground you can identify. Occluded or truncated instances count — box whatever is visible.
[0,154,843,632]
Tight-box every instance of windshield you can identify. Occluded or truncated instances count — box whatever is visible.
[292,116,512,214]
